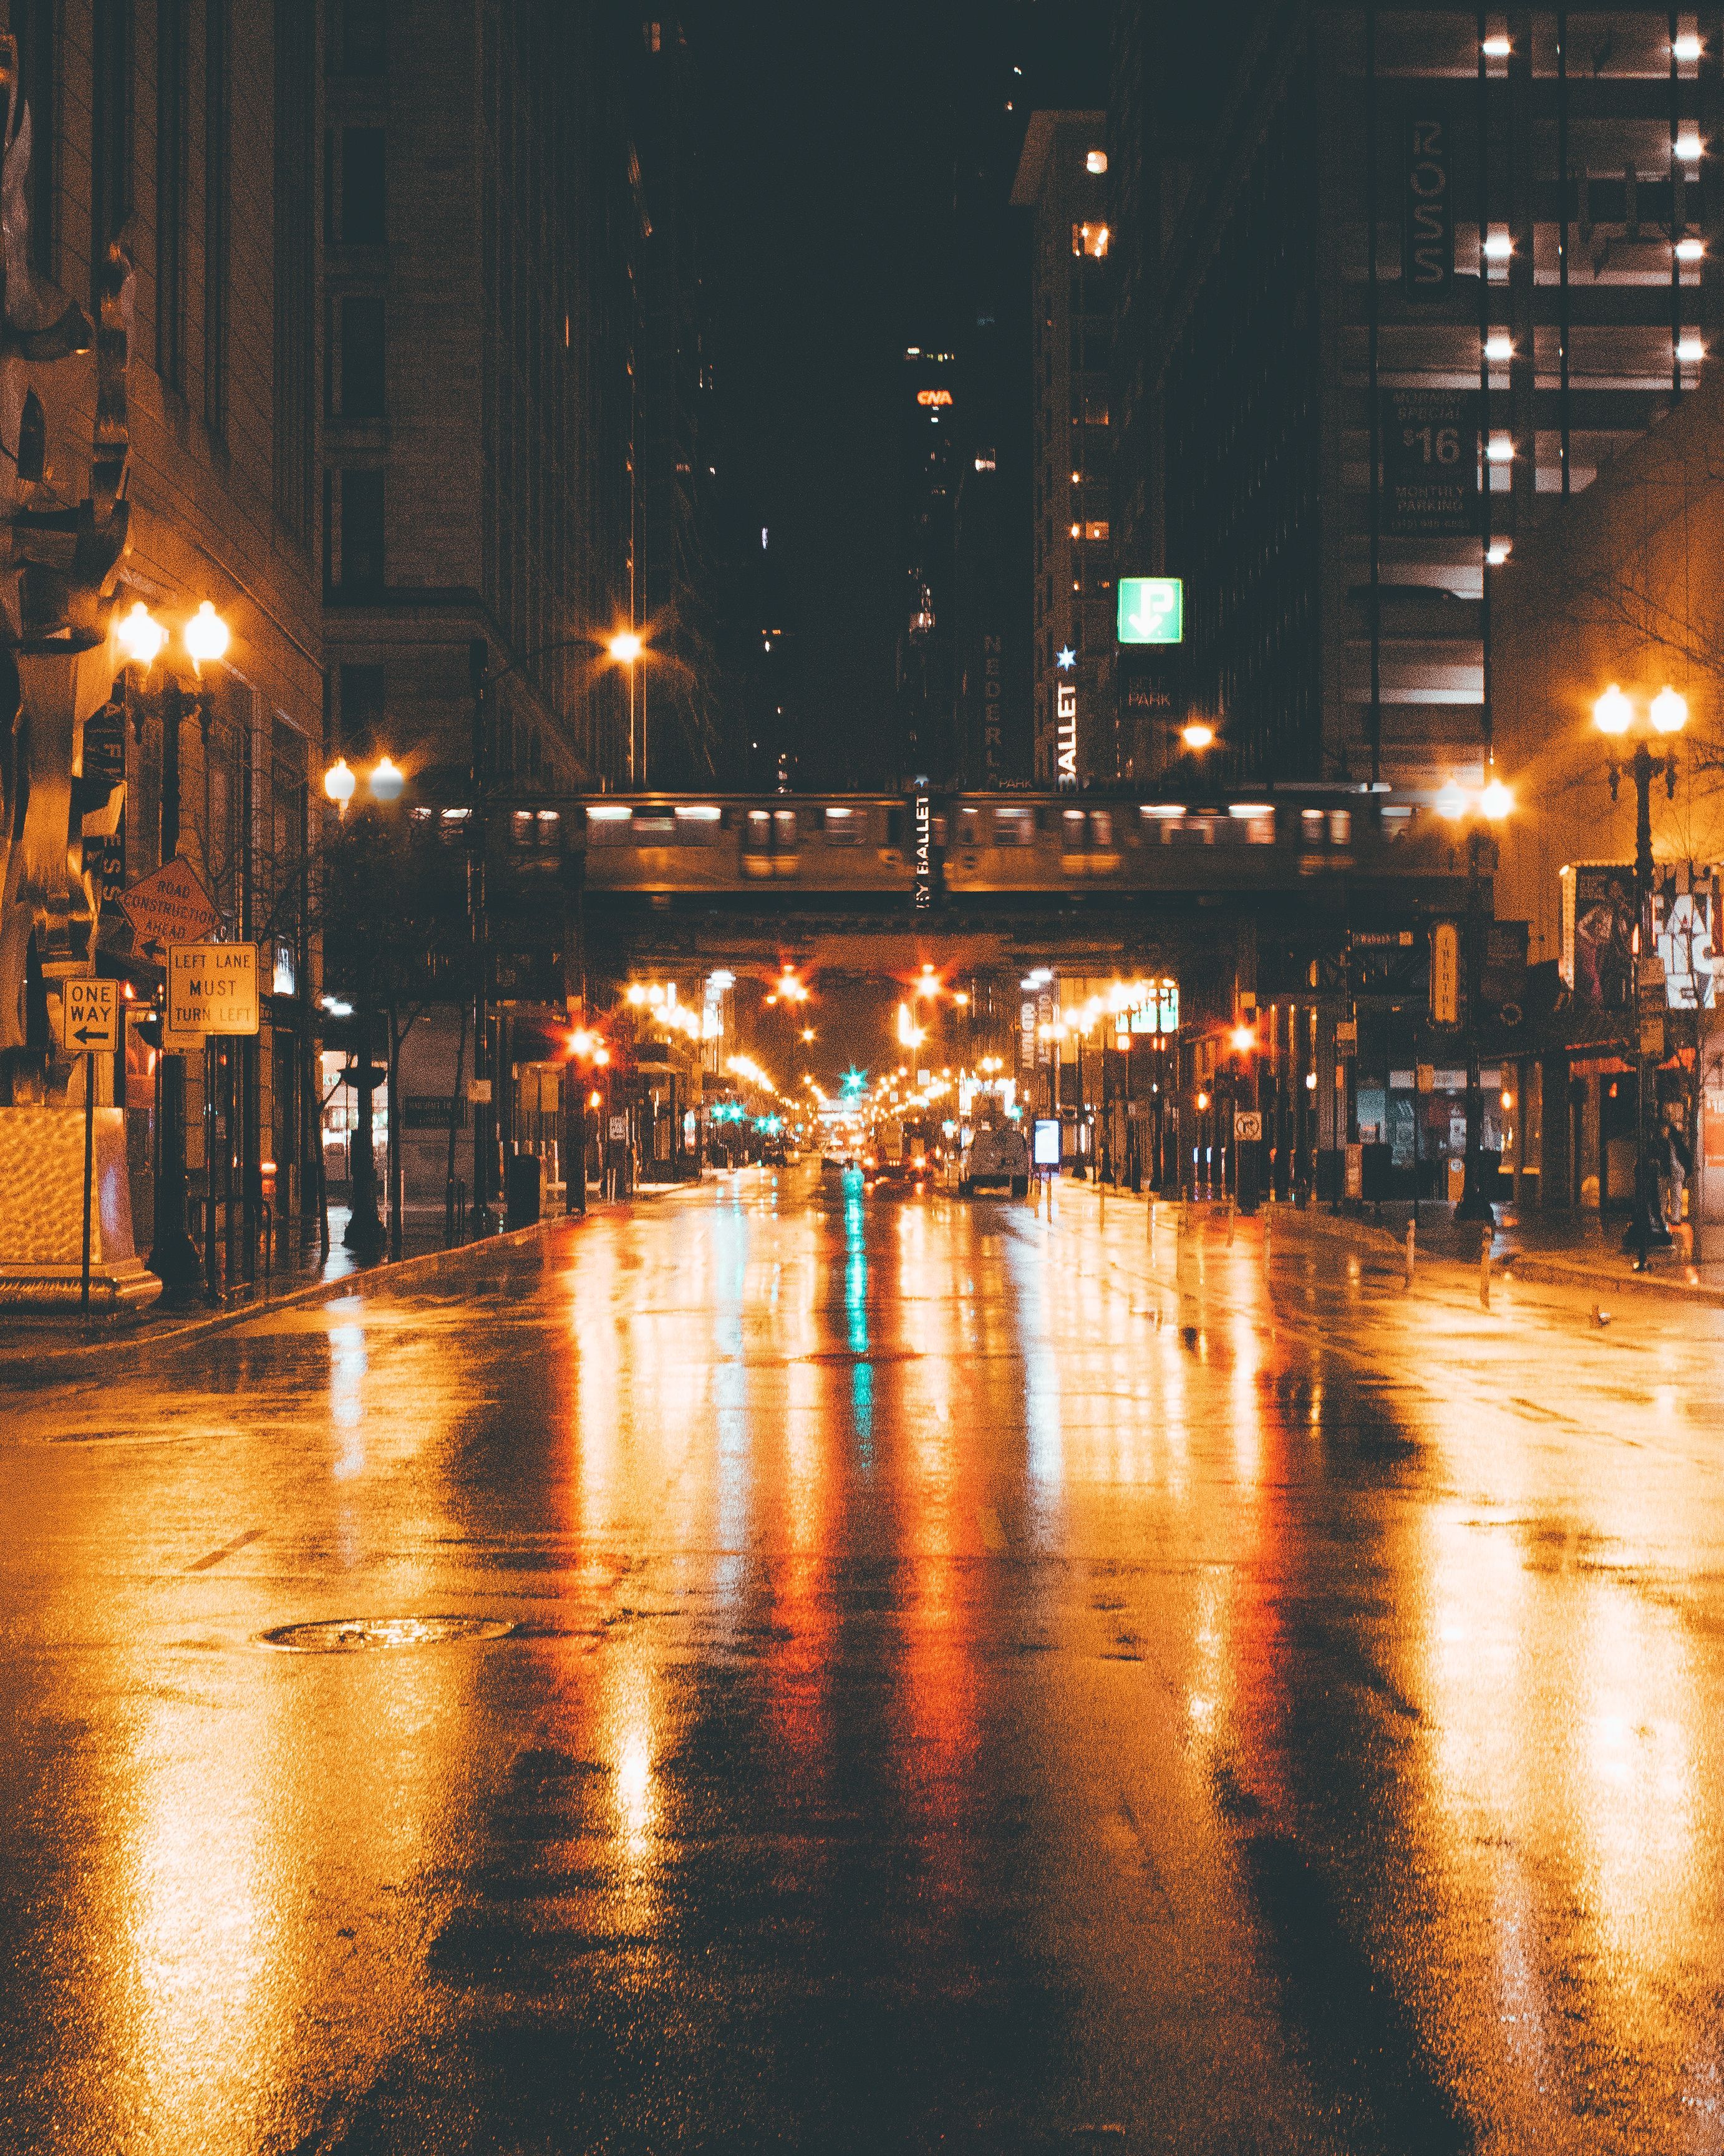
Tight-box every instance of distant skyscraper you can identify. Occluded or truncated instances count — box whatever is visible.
[896,344,960,782]
[1012,112,1116,787]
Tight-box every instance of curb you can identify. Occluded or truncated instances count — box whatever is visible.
[1063,1179,1724,1311]
[0,1200,641,1388]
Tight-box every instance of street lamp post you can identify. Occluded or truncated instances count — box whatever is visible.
[1436,777,1513,1225]
[465,627,643,1234]
[323,751,409,1263]
[1593,682,1687,1266]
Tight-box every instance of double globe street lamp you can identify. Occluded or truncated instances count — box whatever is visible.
[1592,681,1688,1265]
[115,598,242,1301]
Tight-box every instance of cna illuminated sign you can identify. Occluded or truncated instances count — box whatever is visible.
[916,388,954,407]
[1116,577,1183,645]
[1055,681,1078,789]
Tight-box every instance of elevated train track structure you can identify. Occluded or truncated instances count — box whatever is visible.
[576,790,1476,981]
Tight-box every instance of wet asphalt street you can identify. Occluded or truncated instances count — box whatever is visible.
[2,1166,1722,2156]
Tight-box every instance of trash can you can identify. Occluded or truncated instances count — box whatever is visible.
[505,1150,543,1228]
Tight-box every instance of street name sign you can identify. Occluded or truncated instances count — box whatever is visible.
[120,857,219,964]
[57,977,119,1053]
[1234,1109,1262,1142]
[1116,577,1183,645]
[167,942,259,1037]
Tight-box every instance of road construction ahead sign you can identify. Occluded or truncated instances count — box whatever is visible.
[121,857,220,963]
[168,941,259,1037]
[1116,576,1183,646]
[57,977,119,1053]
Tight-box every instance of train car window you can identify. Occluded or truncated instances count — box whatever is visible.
[1301,809,1325,847]
[635,813,676,839]
[773,810,799,847]
[745,810,772,849]
[1329,809,1352,846]
[1089,810,1113,847]
[994,807,1034,847]
[957,808,981,846]
[1243,815,1276,845]
[586,807,634,846]
[823,806,860,845]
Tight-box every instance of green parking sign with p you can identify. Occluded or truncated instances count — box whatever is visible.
[1117,576,1183,645]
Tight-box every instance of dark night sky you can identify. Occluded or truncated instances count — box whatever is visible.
[685,1,1110,788]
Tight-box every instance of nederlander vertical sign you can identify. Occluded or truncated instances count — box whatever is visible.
[1403,114,1453,300]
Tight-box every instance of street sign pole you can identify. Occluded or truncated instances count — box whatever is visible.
[80,1060,95,1315]
[56,981,120,1316]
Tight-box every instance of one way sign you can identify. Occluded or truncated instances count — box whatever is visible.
[120,857,219,964]
[57,978,119,1054]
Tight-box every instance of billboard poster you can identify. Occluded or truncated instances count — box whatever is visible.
[1382,389,1481,536]
[1561,865,1636,1007]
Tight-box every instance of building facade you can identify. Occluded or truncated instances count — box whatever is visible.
[1111,1,1722,793]
[0,0,326,1301]
[1012,110,1117,787]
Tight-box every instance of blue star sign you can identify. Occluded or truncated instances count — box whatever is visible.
[1056,646,1077,671]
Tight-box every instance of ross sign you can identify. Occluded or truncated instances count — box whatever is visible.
[57,977,119,1053]
[1382,388,1479,535]
[1116,577,1183,646]
[168,941,258,1036]
[1403,114,1454,299]
[1430,920,1461,1026]
[608,1114,629,1142]
[1055,680,1078,787]
[1032,1117,1062,1168]
[120,857,219,964]
[1234,1109,1262,1141]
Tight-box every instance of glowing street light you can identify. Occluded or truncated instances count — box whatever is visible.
[324,757,357,815]
[183,599,230,674]
[608,629,643,664]
[115,600,166,669]
[369,754,405,802]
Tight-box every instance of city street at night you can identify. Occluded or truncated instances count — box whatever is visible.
[3,1170,1720,2154]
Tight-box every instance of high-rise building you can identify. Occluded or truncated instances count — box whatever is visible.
[321,0,637,805]
[1111,3,1718,792]
[629,13,729,787]
[896,344,961,782]
[1012,110,1118,787]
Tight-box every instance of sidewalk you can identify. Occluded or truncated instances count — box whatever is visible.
[1056,1176,1724,1311]
[0,1187,660,1386]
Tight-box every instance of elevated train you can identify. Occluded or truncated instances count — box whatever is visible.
[579,790,1440,897]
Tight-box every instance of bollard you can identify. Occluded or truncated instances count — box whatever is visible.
[1479,1235,1491,1310]
[1098,1178,1106,1231]
[1227,1197,1236,1247]
[1404,1217,1416,1290]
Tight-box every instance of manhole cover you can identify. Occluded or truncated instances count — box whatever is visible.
[258,1616,515,1653]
